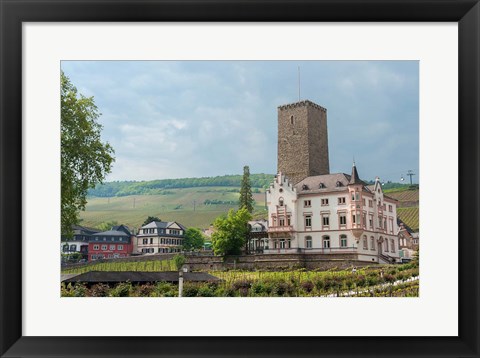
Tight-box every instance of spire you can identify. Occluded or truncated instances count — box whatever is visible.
[349,161,362,185]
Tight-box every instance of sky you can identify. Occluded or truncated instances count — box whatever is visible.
[61,61,419,183]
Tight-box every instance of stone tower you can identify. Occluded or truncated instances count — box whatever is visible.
[277,100,329,185]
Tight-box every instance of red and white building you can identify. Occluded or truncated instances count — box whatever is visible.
[266,163,400,264]
[88,225,134,261]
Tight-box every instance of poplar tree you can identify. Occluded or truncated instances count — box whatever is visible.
[239,165,254,213]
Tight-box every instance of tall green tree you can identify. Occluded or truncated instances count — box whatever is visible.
[183,228,205,251]
[142,216,161,226]
[211,207,252,256]
[61,71,115,238]
[239,165,254,213]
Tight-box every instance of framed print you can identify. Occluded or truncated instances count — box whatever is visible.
[1,0,479,357]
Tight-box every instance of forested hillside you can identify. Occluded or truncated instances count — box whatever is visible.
[88,174,275,197]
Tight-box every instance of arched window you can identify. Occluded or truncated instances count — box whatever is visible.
[290,115,294,125]
[322,235,330,249]
[70,244,77,252]
[279,197,284,206]
[362,235,368,249]
[370,236,375,250]
[385,239,389,252]
[305,236,312,249]
[391,239,395,252]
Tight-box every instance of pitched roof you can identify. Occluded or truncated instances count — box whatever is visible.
[72,225,101,235]
[111,224,132,236]
[397,217,415,234]
[349,162,364,185]
[92,230,130,237]
[62,271,221,284]
[295,173,371,194]
[142,221,187,231]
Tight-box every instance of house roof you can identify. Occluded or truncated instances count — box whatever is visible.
[62,271,221,284]
[111,225,132,236]
[248,220,268,230]
[397,217,415,234]
[141,221,187,231]
[72,225,101,234]
[92,230,130,237]
[295,173,371,194]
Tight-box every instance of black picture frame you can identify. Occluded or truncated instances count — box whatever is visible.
[1,1,479,357]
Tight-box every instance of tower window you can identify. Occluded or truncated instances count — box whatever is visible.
[290,115,294,124]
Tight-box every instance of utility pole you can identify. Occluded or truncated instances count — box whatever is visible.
[407,170,415,185]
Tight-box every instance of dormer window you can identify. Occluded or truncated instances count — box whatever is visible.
[302,184,309,190]
[319,183,325,188]
[336,181,342,187]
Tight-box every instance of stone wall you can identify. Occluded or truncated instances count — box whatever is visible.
[185,253,374,271]
[62,253,176,269]
[277,100,329,184]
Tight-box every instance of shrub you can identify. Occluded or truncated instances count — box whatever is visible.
[232,280,252,291]
[384,274,396,283]
[110,282,132,297]
[197,285,215,297]
[61,283,75,297]
[239,287,250,297]
[134,284,154,297]
[273,281,294,296]
[153,282,177,297]
[73,283,87,297]
[182,283,199,297]
[366,275,379,286]
[88,283,110,297]
[314,278,325,292]
[301,281,314,293]
[355,275,367,287]
[251,282,266,295]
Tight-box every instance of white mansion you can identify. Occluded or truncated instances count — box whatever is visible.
[263,99,400,263]
[265,166,400,263]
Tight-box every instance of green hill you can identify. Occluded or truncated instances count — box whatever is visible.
[80,186,267,230]
[88,174,275,197]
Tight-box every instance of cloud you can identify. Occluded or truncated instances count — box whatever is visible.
[61,60,419,183]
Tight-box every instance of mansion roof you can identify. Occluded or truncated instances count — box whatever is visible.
[294,173,371,194]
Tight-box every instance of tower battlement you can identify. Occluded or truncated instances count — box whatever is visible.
[278,100,327,112]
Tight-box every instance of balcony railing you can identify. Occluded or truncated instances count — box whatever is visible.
[268,225,294,233]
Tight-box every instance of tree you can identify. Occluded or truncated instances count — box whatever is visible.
[96,220,118,232]
[173,254,186,271]
[142,216,161,226]
[211,207,252,256]
[183,228,205,251]
[239,165,254,213]
[61,71,115,238]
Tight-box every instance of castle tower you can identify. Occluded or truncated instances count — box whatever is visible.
[277,100,330,184]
